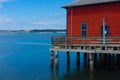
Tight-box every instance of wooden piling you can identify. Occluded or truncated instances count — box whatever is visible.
[66,52,70,80]
[94,53,97,61]
[89,53,93,61]
[55,50,59,67]
[108,54,111,65]
[50,51,54,67]
[104,54,108,65]
[55,65,59,80]
[93,53,97,67]
[84,52,87,67]
[116,54,120,68]
[98,53,102,63]
[66,51,70,66]
[55,51,59,80]
[76,52,80,67]
[111,54,115,64]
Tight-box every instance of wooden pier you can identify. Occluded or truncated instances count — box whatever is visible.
[50,36,120,70]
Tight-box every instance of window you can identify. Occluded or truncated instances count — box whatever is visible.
[81,23,88,37]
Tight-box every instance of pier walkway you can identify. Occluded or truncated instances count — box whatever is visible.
[51,36,120,53]
[50,36,120,70]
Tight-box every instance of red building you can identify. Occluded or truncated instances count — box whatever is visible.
[51,0,120,51]
[50,0,120,68]
[63,0,120,37]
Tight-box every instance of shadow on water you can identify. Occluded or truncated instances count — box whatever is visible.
[50,53,120,80]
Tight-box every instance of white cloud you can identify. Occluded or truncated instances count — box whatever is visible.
[0,18,66,30]
[0,13,66,30]
[32,20,64,25]
[0,0,13,9]
[0,0,11,3]
[55,13,61,16]
[27,19,65,29]
[0,14,11,24]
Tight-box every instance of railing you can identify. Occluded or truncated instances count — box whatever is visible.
[52,36,120,46]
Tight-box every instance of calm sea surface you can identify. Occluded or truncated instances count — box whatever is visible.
[0,33,120,80]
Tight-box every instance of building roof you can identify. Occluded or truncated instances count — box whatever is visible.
[62,0,120,8]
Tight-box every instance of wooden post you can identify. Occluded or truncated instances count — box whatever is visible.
[104,54,107,65]
[76,52,80,67]
[66,51,70,66]
[101,54,104,60]
[55,50,59,67]
[55,62,59,80]
[108,54,111,66]
[116,54,120,68]
[98,53,102,62]
[94,53,97,61]
[50,51,54,80]
[112,54,115,60]
[111,54,115,64]
[84,52,87,67]
[50,51,54,67]
[93,53,97,67]
[89,53,93,61]
[66,52,70,80]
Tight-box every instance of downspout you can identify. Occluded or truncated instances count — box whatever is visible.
[70,7,73,37]
[103,17,106,45]
[103,5,107,45]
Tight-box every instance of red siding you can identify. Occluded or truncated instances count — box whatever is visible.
[67,3,120,37]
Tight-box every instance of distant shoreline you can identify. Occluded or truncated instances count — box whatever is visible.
[0,29,66,34]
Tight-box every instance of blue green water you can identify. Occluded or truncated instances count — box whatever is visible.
[0,33,120,80]
[0,33,56,80]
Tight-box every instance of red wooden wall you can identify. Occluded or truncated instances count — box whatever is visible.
[67,2,120,37]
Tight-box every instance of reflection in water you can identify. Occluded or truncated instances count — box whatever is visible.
[55,66,59,80]
[50,63,59,80]
[90,60,94,72]
[66,63,70,80]
[89,69,93,80]
[50,65,54,80]
[50,53,120,80]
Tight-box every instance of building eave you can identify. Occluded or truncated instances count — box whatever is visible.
[62,0,120,9]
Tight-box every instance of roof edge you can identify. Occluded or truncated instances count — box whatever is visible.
[62,0,120,9]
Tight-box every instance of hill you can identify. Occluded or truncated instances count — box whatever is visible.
[0,29,66,34]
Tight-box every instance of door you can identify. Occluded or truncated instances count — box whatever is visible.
[101,25,110,37]
[101,25,110,44]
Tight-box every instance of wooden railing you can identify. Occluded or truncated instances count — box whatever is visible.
[52,36,120,46]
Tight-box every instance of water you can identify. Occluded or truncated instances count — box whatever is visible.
[0,33,120,80]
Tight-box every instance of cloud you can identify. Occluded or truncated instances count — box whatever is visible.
[0,13,66,30]
[0,0,13,3]
[0,14,11,24]
[0,0,13,9]
[0,18,66,30]
[32,20,64,25]
[55,13,61,16]
[32,13,66,27]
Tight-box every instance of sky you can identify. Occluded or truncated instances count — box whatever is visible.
[0,0,74,30]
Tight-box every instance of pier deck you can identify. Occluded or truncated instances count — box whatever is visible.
[51,36,120,53]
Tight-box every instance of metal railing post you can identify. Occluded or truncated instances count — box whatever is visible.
[103,17,106,45]
[65,37,67,49]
